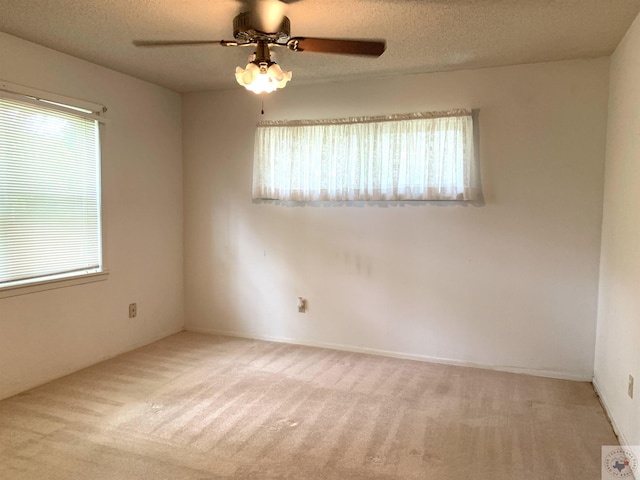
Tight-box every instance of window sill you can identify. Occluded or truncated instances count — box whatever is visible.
[0,271,109,299]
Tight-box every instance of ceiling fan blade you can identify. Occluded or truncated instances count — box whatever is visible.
[133,40,235,47]
[287,37,386,57]
[251,0,287,33]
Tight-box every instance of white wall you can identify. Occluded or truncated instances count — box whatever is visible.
[0,33,184,400]
[594,12,640,449]
[183,58,609,380]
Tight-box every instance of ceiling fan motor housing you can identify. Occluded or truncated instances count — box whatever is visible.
[233,12,291,43]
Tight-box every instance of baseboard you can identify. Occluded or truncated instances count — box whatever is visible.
[185,326,592,382]
[593,376,631,445]
[593,377,639,479]
[0,326,185,401]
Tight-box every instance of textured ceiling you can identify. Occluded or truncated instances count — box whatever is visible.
[1,0,639,93]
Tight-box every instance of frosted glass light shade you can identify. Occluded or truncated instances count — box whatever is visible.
[235,62,292,94]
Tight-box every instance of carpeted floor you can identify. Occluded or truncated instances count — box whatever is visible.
[0,332,616,479]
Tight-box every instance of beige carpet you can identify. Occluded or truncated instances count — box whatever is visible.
[0,332,616,479]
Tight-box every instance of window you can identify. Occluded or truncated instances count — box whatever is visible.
[253,110,482,202]
[0,84,105,290]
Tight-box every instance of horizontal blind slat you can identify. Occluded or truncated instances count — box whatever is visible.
[0,96,102,286]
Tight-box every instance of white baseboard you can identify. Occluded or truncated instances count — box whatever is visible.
[593,377,638,480]
[185,326,592,382]
[0,326,185,401]
[592,376,630,444]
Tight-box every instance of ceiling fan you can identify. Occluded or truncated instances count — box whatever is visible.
[133,0,386,94]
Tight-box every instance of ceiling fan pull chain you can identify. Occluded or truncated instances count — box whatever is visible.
[261,95,265,115]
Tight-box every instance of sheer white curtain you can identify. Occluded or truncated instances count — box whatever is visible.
[252,110,482,202]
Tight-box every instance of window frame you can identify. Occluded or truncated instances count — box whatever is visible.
[0,80,109,298]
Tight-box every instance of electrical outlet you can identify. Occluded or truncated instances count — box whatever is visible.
[629,375,634,399]
[297,297,306,313]
[129,303,137,318]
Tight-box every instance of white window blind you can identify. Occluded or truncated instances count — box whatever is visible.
[0,95,102,288]
[253,110,482,202]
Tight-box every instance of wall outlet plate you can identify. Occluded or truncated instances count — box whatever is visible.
[129,303,137,318]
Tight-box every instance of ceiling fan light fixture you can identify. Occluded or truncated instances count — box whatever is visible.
[134,3,385,93]
[235,60,291,94]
